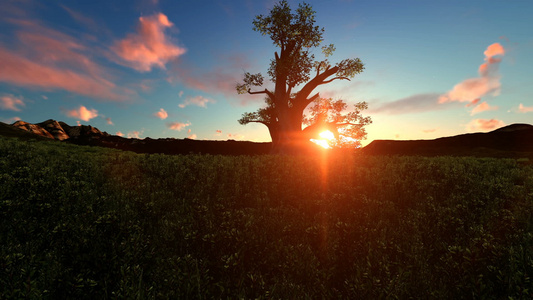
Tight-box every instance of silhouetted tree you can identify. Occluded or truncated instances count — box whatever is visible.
[237,0,370,153]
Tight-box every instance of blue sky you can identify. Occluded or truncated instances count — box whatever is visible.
[1,0,532,145]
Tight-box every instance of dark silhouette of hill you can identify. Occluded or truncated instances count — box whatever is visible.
[1,120,272,155]
[2,120,533,157]
[362,123,533,158]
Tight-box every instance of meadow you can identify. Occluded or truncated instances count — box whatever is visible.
[1,136,531,299]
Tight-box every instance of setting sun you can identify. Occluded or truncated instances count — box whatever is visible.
[319,130,335,140]
[310,130,336,149]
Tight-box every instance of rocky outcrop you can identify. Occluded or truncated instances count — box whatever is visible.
[12,121,54,139]
[36,119,69,140]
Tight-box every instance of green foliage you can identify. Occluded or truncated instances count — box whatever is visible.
[1,136,532,299]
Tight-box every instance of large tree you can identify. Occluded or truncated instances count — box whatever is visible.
[237,0,370,153]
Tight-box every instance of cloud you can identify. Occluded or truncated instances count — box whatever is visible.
[65,106,98,121]
[112,13,186,72]
[154,108,168,119]
[227,133,243,140]
[215,129,222,136]
[2,116,21,124]
[0,94,25,111]
[0,21,129,101]
[168,54,259,105]
[440,43,505,104]
[178,91,184,97]
[518,103,533,113]
[470,101,498,115]
[106,117,114,125]
[127,131,142,138]
[178,96,215,108]
[116,131,124,137]
[187,133,197,139]
[467,119,505,132]
[167,122,190,131]
[369,93,452,115]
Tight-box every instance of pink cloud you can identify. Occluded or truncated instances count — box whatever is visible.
[65,106,98,121]
[2,116,21,124]
[216,130,222,134]
[440,43,505,104]
[0,27,128,101]
[168,54,260,106]
[154,108,168,119]
[187,133,197,139]
[518,103,533,113]
[113,13,186,72]
[227,133,243,140]
[116,131,124,137]
[127,131,142,139]
[178,96,215,108]
[167,122,190,131]
[467,119,505,132]
[470,101,498,115]
[106,117,114,125]
[0,94,25,111]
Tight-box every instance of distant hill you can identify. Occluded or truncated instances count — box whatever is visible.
[362,124,533,158]
[0,119,272,155]
[2,120,533,157]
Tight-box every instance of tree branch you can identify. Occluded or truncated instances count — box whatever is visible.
[248,89,275,100]
[319,76,350,85]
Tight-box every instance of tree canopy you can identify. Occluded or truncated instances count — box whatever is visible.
[237,0,371,153]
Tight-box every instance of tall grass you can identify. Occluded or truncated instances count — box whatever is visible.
[1,136,531,299]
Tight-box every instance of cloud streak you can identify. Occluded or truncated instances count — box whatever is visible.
[167,122,190,131]
[470,101,498,115]
[467,119,504,132]
[518,103,533,113]
[0,94,25,111]
[178,96,215,108]
[369,93,453,115]
[0,20,129,101]
[113,13,186,72]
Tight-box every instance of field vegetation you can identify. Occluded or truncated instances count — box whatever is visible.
[1,136,532,299]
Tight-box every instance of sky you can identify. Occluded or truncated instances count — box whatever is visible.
[1,0,532,146]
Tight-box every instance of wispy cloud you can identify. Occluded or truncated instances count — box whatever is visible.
[0,20,129,101]
[178,96,215,108]
[64,105,99,121]
[369,93,452,115]
[105,117,114,125]
[518,103,533,113]
[2,116,21,124]
[167,121,190,131]
[169,54,259,105]
[470,101,498,115]
[440,43,505,105]
[113,13,186,72]
[466,118,504,132]
[0,94,25,111]
[154,108,168,119]
[227,133,243,140]
[127,130,143,138]
[116,131,124,137]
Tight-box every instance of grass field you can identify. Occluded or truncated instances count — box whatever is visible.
[1,136,532,299]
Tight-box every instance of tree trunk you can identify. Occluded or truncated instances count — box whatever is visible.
[271,106,309,154]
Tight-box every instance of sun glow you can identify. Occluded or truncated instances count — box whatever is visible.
[310,130,335,149]
[319,130,335,140]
